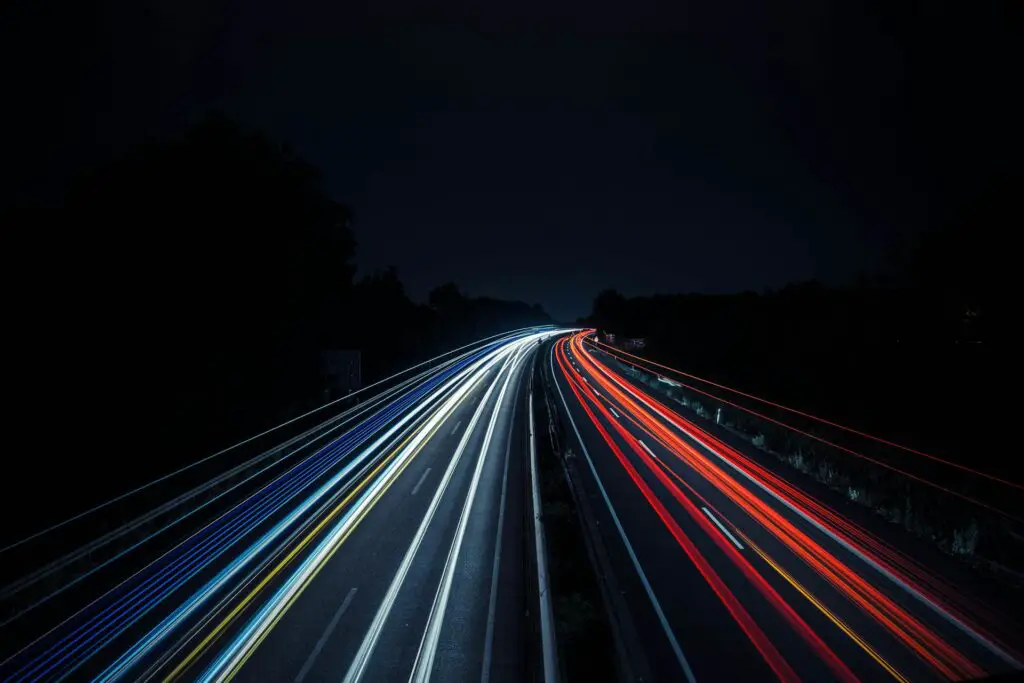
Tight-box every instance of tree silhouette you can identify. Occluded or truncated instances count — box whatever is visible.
[4,114,552,529]
[39,114,359,467]
[428,282,466,311]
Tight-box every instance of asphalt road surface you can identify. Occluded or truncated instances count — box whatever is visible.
[5,326,1021,683]
[547,330,1021,683]
[1,329,556,683]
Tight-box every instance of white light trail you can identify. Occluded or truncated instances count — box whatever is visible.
[201,337,545,682]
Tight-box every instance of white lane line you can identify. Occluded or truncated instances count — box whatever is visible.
[550,350,697,683]
[110,348,507,683]
[639,436,743,552]
[701,508,744,551]
[202,350,519,683]
[340,346,522,683]
[294,587,358,682]
[450,420,463,436]
[609,406,620,419]
[480,371,521,683]
[410,346,528,682]
[529,391,558,683]
[411,468,432,496]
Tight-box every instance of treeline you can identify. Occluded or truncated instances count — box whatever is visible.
[607,353,1024,578]
[584,198,1021,573]
[2,115,548,532]
[585,203,1011,482]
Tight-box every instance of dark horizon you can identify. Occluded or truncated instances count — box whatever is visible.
[5,0,1017,321]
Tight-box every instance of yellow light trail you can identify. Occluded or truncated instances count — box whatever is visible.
[163,398,453,682]
[735,529,910,683]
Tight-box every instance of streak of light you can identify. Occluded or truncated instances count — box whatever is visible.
[548,347,698,683]
[588,338,1024,492]
[737,529,912,683]
[561,332,994,679]
[92,339,520,683]
[194,337,542,683]
[409,342,531,682]
[9,346,494,683]
[341,333,552,683]
[557,345,807,683]
[641,444,909,683]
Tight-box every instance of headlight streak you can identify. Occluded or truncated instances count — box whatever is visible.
[341,333,553,683]
[0,328,545,559]
[408,339,534,683]
[145,373,474,683]
[11,355,461,683]
[93,344,512,683]
[6,347,452,601]
[197,335,544,683]
[5,332,537,683]
[135,341,530,682]
[3,353,455,625]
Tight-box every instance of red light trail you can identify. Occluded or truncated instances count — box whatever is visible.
[553,331,1011,681]
[589,338,1024,493]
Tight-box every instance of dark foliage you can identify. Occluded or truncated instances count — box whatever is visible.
[585,195,1009,476]
[1,116,549,539]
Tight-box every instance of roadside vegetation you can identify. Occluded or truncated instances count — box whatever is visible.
[601,352,1024,585]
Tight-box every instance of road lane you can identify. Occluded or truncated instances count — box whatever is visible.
[549,331,1020,682]
[1,328,559,683]
[204,333,545,683]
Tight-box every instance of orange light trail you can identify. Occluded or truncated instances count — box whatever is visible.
[588,337,1024,492]
[558,331,990,680]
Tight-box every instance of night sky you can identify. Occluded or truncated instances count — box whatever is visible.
[4,0,1016,321]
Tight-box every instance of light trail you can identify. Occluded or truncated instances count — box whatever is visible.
[2,353,462,621]
[409,341,532,682]
[559,332,1008,679]
[7,348,482,681]
[738,529,911,683]
[639,434,911,683]
[205,340,536,683]
[14,352,472,683]
[0,328,547,557]
[341,332,555,683]
[557,341,855,683]
[548,346,698,683]
[3,330,545,683]
[102,339,525,683]
[589,340,1023,522]
[588,338,1024,492]
[577,335,1021,668]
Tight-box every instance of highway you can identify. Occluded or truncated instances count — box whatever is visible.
[547,330,1021,682]
[4,326,1021,683]
[0,328,558,682]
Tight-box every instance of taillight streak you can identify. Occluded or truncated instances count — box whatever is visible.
[558,342,858,683]
[560,333,987,680]
[557,347,801,683]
